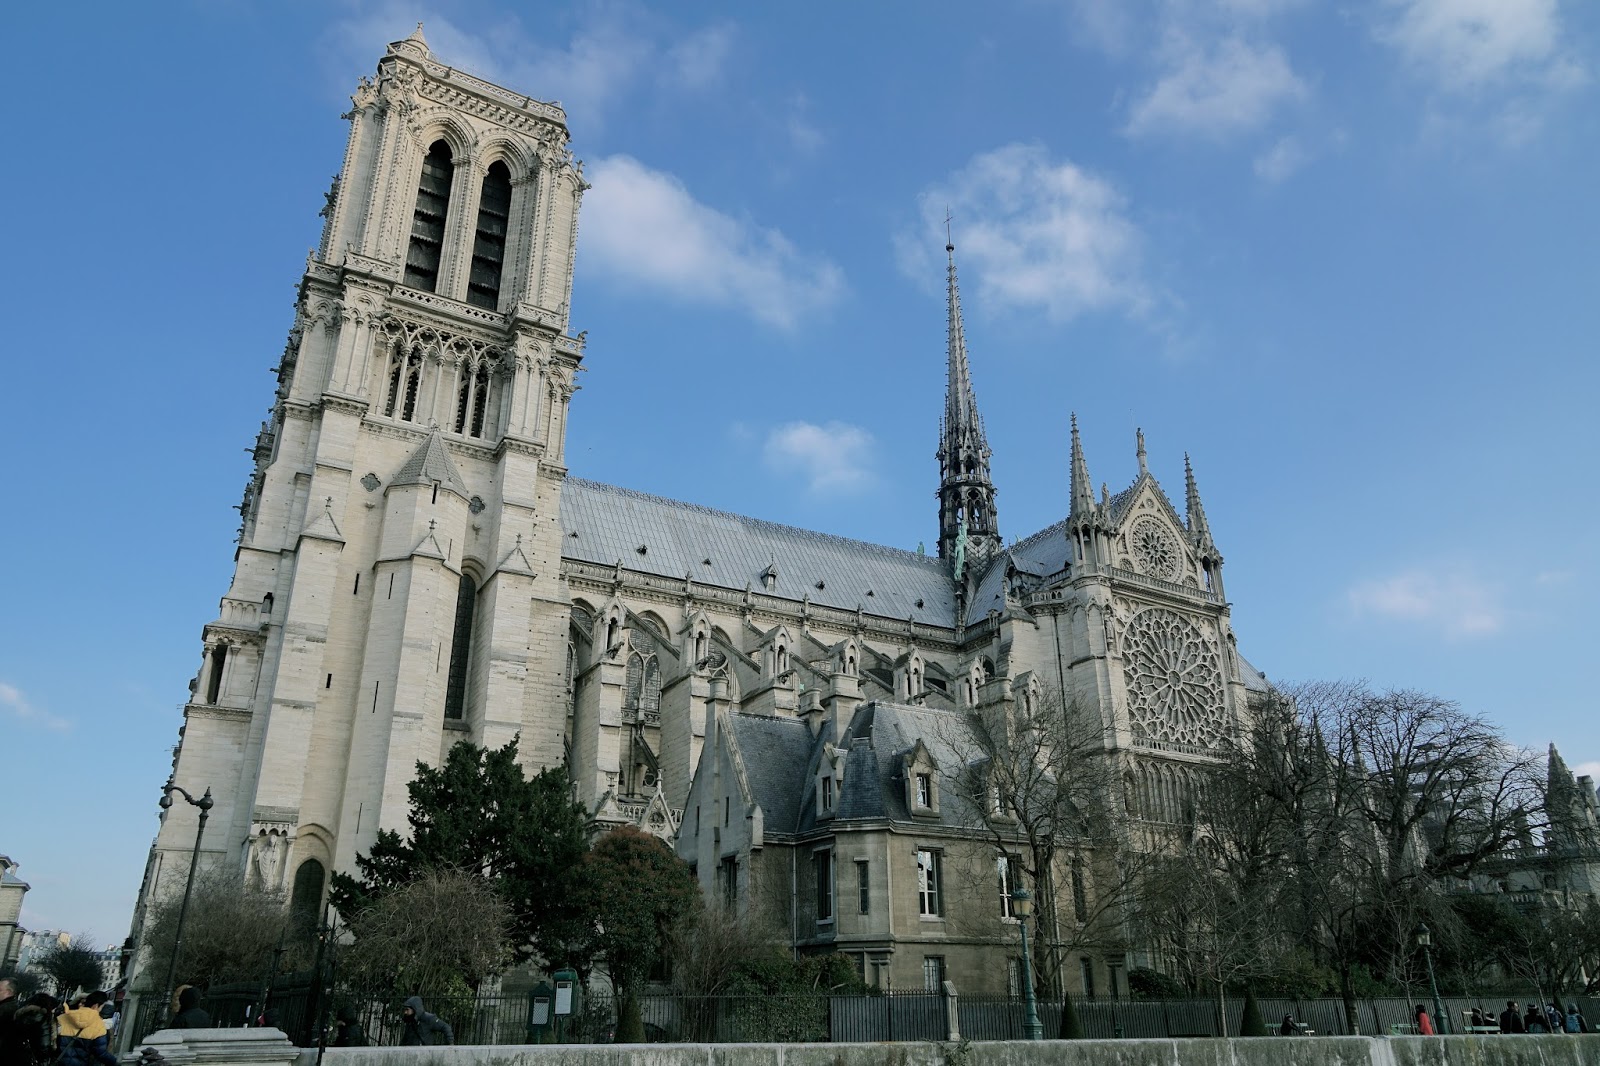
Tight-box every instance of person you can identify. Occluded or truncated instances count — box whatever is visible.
[1546,1002,1563,1033]
[333,1007,367,1048]
[1469,1006,1485,1029]
[169,986,210,1030]
[1524,1003,1548,1034]
[0,979,18,1056]
[95,999,118,1043]
[1414,1004,1435,1036]
[1500,1000,1525,1034]
[1278,1014,1301,1036]
[7,993,59,1066]
[1565,1004,1586,1034]
[398,997,452,1046]
[56,991,118,1066]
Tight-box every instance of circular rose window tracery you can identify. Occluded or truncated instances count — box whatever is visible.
[1131,518,1180,579]
[1123,608,1224,747]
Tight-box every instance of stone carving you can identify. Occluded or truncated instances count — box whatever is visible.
[1122,608,1224,747]
[1130,517,1180,580]
[250,828,290,893]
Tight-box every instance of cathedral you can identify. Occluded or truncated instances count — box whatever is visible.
[131,29,1272,996]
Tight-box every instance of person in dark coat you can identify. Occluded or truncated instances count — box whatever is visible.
[168,987,210,1030]
[1524,1003,1548,1033]
[1500,1000,1526,1034]
[7,994,59,1066]
[1278,1014,1300,1035]
[332,1007,367,1048]
[398,997,452,1046]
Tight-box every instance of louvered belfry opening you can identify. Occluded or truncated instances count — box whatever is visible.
[443,572,477,720]
[466,161,512,309]
[404,140,454,292]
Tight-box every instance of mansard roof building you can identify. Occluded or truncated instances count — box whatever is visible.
[132,29,1279,998]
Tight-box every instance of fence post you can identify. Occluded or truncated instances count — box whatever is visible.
[942,981,960,1042]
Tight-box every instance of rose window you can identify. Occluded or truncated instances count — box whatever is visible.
[1131,518,1180,580]
[1122,608,1225,747]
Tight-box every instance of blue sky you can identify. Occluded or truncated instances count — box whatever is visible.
[2,0,1596,945]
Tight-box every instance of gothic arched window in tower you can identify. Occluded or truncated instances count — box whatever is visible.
[205,643,228,704]
[467,161,512,310]
[453,359,493,438]
[443,571,478,720]
[404,141,455,293]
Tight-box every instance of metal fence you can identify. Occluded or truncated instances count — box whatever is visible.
[127,985,1599,1047]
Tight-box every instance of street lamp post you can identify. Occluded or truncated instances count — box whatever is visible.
[1010,886,1044,1041]
[158,778,214,1021]
[1415,923,1446,1035]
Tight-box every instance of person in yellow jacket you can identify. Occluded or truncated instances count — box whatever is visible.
[56,991,119,1066]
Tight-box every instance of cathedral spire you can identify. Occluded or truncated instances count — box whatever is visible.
[937,236,1000,572]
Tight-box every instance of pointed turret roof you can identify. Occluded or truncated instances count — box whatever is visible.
[390,22,433,58]
[392,427,470,500]
[1070,413,1095,518]
[1185,453,1213,544]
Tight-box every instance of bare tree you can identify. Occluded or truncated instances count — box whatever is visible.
[139,870,303,990]
[940,683,1150,1032]
[341,867,512,992]
[34,934,106,997]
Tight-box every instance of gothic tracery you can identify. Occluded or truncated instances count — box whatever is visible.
[1122,608,1225,747]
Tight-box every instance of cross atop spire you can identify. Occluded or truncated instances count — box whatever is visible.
[936,235,1000,574]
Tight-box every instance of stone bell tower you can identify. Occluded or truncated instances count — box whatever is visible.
[130,25,587,969]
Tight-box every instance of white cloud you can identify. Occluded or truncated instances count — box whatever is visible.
[1346,566,1505,638]
[786,93,825,156]
[1253,135,1309,181]
[321,4,730,130]
[763,421,877,494]
[1125,35,1308,140]
[664,23,736,90]
[1375,0,1581,92]
[0,680,70,732]
[582,155,844,328]
[903,143,1148,322]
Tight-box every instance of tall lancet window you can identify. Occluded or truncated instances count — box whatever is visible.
[466,162,512,309]
[443,572,477,720]
[404,141,454,292]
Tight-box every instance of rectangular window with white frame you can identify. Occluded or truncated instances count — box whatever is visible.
[915,772,932,808]
[998,853,1020,920]
[923,955,945,992]
[916,848,942,916]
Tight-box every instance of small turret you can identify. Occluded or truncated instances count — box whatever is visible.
[1183,452,1224,599]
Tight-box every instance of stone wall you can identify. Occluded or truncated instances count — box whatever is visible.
[283,1036,1596,1066]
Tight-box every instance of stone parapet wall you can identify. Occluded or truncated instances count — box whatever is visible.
[282,1036,1596,1066]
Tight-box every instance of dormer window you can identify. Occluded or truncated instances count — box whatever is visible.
[902,742,940,818]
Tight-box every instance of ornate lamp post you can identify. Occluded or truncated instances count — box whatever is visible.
[1415,923,1446,1035]
[158,778,213,1020]
[1010,886,1044,1040]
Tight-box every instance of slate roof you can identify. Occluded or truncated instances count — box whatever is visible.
[788,701,990,835]
[561,478,957,626]
[1236,654,1270,694]
[391,429,470,499]
[724,712,815,836]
